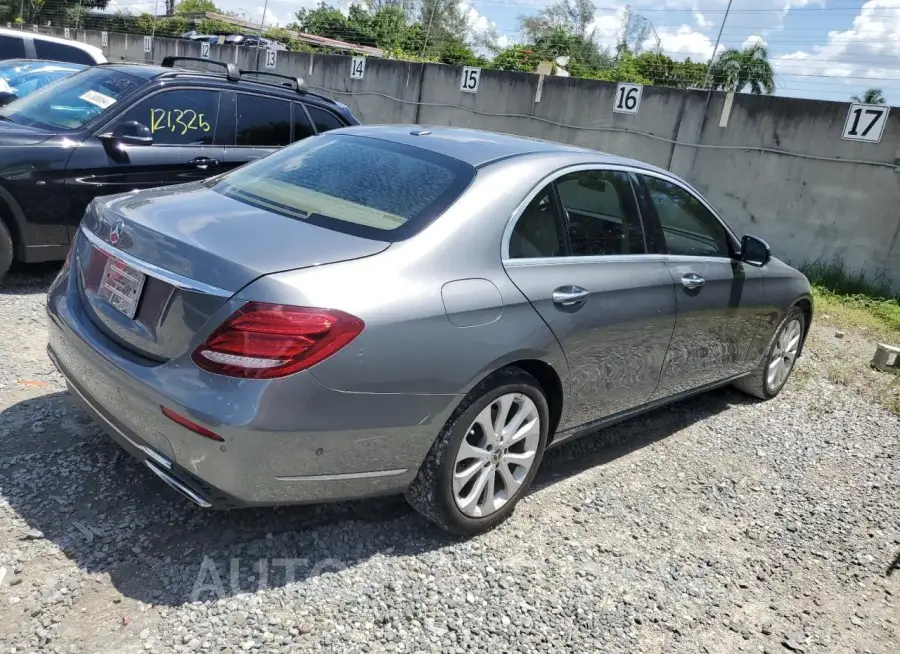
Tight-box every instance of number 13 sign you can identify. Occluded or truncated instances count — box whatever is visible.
[842,103,890,143]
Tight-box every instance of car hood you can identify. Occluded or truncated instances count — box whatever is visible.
[0,119,57,146]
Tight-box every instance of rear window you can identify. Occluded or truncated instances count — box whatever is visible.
[34,40,97,65]
[212,134,474,241]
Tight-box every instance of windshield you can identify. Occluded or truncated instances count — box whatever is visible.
[212,133,475,242]
[0,67,146,130]
[0,61,84,97]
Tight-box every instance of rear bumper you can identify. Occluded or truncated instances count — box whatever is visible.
[46,266,460,508]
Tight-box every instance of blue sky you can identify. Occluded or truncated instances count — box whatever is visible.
[111,0,900,104]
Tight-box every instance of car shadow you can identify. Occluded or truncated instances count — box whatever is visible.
[0,262,60,295]
[0,383,754,607]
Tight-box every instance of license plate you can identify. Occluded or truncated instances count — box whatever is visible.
[99,255,146,319]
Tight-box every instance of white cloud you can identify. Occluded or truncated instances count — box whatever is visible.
[742,34,768,48]
[693,12,713,30]
[650,25,721,61]
[774,0,900,85]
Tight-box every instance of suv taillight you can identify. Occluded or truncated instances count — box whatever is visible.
[192,302,364,379]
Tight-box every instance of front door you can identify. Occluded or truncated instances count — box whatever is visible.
[503,168,677,431]
[636,173,768,398]
[64,88,225,227]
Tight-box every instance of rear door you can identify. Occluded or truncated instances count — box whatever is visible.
[64,87,226,225]
[503,166,677,430]
[635,173,767,399]
[218,92,304,174]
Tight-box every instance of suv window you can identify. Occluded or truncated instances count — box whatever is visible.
[292,103,315,142]
[509,185,565,259]
[117,89,220,146]
[556,170,645,256]
[642,176,731,258]
[236,94,290,147]
[34,40,96,65]
[0,35,27,59]
[305,104,345,133]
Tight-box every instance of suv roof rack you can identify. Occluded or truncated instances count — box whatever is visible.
[238,69,308,94]
[160,56,240,81]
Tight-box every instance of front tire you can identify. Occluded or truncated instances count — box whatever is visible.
[405,368,549,535]
[734,306,805,400]
[0,219,12,284]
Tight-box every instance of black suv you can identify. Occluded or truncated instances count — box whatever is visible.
[0,56,359,281]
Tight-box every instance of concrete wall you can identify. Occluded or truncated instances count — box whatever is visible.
[45,28,900,287]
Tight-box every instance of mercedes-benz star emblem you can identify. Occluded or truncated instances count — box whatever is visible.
[109,220,124,245]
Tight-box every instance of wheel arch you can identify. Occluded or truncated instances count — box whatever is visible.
[0,183,28,261]
[792,295,814,355]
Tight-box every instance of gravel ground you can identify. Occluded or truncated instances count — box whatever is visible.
[0,266,898,654]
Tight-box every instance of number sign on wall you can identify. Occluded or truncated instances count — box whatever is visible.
[64,27,70,39]
[101,31,109,47]
[842,104,890,143]
[460,67,481,94]
[265,49,277,69]
[200,42,211,59]
[143,36,152,53]
[350,56,365,80]
[613,83,643,115]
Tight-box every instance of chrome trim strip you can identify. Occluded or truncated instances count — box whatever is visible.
[502,253,736,267]
[65,375,173,470]
[275,468,408,482]
[81,228,232,298]
[144,461,213,508]
[499,162,740,261]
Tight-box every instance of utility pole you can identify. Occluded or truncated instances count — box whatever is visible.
[703,0,734,89]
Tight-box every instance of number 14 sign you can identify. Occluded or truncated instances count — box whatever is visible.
[842,103,890,143]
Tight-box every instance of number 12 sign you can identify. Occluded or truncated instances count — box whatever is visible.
[613,83,643,115]
[842,104,890,143]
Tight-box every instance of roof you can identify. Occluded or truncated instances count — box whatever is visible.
[0,27,106,60]
[184,12,383,58]
[336,125,662,171]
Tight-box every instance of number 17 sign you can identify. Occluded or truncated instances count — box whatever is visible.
[842,103,890,143]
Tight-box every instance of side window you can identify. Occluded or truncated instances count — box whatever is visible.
[643,176,731,258]
[0,35,26,59]
[236,94,290,147]
[509,185,565,259]
[116,90,220,146]
[34,40,95,65]
[292,103,315,142]
[305,104,345,134]
[555,170,645,256]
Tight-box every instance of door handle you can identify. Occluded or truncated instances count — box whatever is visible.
[681,273,706,290]
[552,286,589,306]
[190,157,220,170]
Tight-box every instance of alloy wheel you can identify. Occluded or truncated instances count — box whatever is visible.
[767,318,802,392]
[452,393,541,518]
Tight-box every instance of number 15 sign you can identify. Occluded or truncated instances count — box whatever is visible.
[842,103,890,143]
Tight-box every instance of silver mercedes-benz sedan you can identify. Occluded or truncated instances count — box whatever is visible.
[46,125,812,534]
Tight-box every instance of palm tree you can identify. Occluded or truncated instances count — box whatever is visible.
[850,88,885,104]
[708,42,776,95]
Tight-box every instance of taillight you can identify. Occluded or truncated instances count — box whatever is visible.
[191,302,364,379]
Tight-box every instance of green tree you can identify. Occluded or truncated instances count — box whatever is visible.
[492,44,544,72]
[176,0,219,14]
[634,52,708,89]
[851,88,885,104]
[708,42,776,94]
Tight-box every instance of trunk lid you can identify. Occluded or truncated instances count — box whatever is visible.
[75,183,389,360]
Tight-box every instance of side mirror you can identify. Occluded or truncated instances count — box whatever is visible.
[741,234,771,267]
[101,121,153,147]
[0,91,18,108]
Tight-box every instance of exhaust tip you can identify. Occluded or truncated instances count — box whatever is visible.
[144,460,212,508]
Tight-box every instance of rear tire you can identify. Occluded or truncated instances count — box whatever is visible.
[405,368,549,535]
[0,219,12,284]
[733,306,805,400]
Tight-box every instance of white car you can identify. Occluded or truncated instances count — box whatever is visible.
[0,26,106,65]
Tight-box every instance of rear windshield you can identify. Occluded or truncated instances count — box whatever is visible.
[212,133,475,241]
